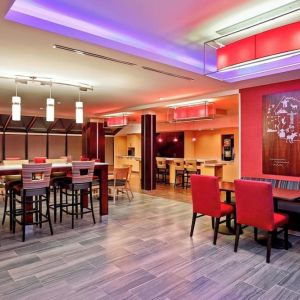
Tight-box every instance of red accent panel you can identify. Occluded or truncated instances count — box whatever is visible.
[240,79,300,182]
[173,104,215,120]
[107,116,127,127]
[256,21,300,58]
[217,36,256,69]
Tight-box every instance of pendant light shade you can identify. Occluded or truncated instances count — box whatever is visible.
[12,95,21,121]
[76,101,83,123]
[46,98,55,122]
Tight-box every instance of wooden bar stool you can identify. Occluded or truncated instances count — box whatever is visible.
[184,160,198,188]
[60,161,95,229]
[12,163,53,242]
[174,159,185,188]
[156,157,168,184]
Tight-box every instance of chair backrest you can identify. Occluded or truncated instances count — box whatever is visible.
[80,156,90,161]
[234,179,274,231]
[72,161,94,184]
[122,164,132,181]
[185,160,197,172]
[191,175,221,217]
[156,157,167,169]
[33,157,46,163]
[46,158,67,164]
[173,158,184,170]
[3,159,29,165]
[22,163,52,190]
[114,167,129,182]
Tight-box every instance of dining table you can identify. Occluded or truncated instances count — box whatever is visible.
[0,162,109,221]
[219,181,300,248]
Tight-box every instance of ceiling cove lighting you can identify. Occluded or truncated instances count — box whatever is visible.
[12,82,21,121]
[76,90,83,124]
[46,84,55,122]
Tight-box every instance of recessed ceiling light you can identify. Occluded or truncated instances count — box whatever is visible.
[40,107,44,110]
[57,101,61,104]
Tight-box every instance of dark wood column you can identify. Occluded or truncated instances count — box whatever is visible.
[141,114,156,190]
[82,122,105,161]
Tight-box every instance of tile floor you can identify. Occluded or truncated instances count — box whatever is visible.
[0,192,300,299]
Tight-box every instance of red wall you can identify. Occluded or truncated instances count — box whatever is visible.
[241,79,300,182]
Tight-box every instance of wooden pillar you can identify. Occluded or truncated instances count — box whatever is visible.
[141,114,156,190]
[82,122,105,161]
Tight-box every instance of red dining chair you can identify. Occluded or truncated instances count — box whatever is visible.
[80,156,89,161]
[190,175,234,245]
[234,180,289,263]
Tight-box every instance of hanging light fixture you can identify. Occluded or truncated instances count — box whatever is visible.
[46,84,55,122]
[12,82,21,121]
[76,89,83,123]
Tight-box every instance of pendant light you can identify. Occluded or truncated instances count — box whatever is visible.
[46,84,55,122]
[12,82,21,121]
[76,89,83,123]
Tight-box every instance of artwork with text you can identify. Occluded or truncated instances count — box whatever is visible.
[263,90,300,176]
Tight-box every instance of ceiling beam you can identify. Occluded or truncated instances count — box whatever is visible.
[26,116,37,132]
[47,119,59,133]
[66,121,76,134]
[3,115,12,131]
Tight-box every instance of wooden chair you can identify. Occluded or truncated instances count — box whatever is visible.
[234,179,289,263]
[12,163,53,241]
[190,175,234,245]
[156,158,168,184]
[60,161,96,229]
[108,167,131,204]
[174,159,185,188]
[184,159,198,188]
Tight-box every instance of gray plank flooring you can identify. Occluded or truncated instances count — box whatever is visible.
[1,192,300,299]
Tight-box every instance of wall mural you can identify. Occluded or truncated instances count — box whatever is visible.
[263,90,300,176]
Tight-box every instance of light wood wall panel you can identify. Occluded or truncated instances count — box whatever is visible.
[49,135,65,158]
[28,134,47,160]
[67,135,82,161]
[5,133,26,159]
[105,136,114,165]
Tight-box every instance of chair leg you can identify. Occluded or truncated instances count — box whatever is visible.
[234,223,241,252]
[39,196,42,228]
[59,187,63,223]
[213,218,220,245]
[71,188,75,229]
[266,231,272,263]
[211,217,215,229]
[254,227,258,241]
[22,196,26,242]
[284,224,289,250]
[53,186,57,223]
[12,192,16,234]
[190,213,197,237]
[89,185,96,224]
[47,189,53,236]
[2,193,8,225]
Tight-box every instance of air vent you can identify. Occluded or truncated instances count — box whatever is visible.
[53,44,137,66]
[142,66,194,81]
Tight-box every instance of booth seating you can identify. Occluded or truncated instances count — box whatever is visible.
[190,175,235,244]
[156,157,168,184]
[234,180,289,263]
[60,161,96,229]
[12,163,53,241]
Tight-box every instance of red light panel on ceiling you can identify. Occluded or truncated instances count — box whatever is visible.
[173,103,215,121]
[217,21,300,70]
[106,116,128,127]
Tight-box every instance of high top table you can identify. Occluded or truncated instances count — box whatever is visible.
[0,162,109,220]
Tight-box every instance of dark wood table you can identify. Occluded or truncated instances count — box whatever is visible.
[0,162,109,221]
[219,181,300,247]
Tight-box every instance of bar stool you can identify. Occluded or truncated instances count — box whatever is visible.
[60,161,95,229]
[12,163,53,242]
[1,159,28,230]
[156,157,168,184]
[184,160,198,188]
[174,159,185,188]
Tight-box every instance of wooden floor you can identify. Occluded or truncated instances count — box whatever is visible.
[1,184,300,299]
